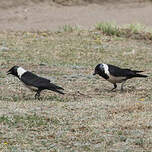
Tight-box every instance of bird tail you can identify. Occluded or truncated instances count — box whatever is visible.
[135,73,148,78]
[132,70,144,73]
[51,89,65,95]
[48,83,64,95]
[49,83,64,90]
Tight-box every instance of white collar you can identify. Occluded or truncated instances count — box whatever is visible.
[17,67,27,78]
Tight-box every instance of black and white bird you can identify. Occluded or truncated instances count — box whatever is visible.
[93,63,148,91]
[7,66,64,99]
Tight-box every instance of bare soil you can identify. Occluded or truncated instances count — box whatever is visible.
[0,0,152,31]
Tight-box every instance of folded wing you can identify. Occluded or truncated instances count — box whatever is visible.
[21,71,50,88]
[108,64,147,78]
[21,71,64,95]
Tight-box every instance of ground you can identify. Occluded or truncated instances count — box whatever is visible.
[0,0,152,152]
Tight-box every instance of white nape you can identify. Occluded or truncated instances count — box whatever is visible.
[102,63,110,76]
[17,67,27,78]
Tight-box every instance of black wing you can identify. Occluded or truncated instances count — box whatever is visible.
[21,71,50,89]
[108,64,136,77]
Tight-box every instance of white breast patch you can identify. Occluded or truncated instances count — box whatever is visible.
[101,64,126,83]
[108,75,126,83]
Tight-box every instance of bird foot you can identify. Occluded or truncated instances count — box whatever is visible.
[35,94,41,100]
[110,88,116,92]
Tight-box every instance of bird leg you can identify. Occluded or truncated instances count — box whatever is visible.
[111,84,117,91]
[35,90,41,100]
[120,81,126,92]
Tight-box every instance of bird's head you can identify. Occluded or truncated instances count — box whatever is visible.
[93,64,104,75]
[7,66,19,77]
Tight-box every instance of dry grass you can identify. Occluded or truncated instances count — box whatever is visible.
[0,26,152,151]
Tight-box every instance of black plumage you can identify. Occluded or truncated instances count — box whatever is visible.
[7,66,64,99]
[93,63,148,91]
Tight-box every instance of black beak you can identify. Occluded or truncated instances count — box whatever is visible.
[7,70,11,75]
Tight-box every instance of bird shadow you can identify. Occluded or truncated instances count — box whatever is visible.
[93,87,147,95]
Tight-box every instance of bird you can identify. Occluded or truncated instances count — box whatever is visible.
[7,66,64,99]
[93,63,148,91]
